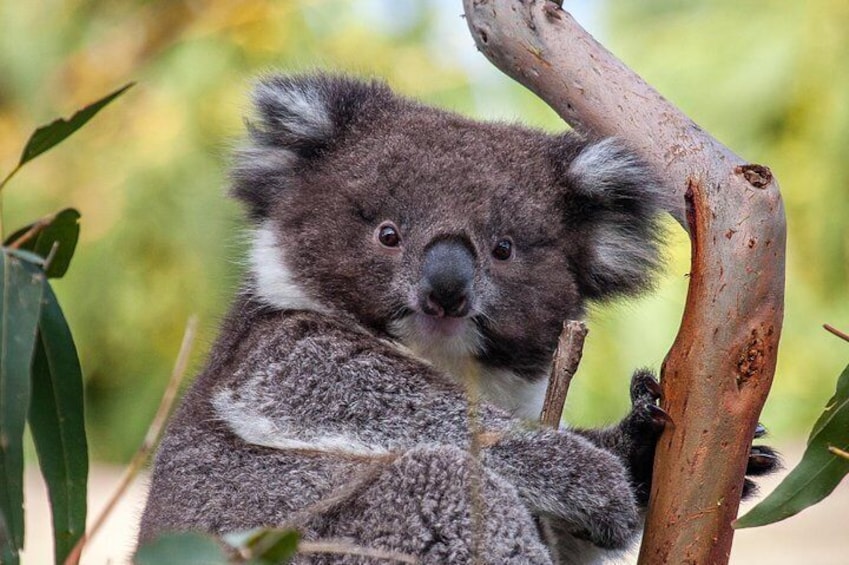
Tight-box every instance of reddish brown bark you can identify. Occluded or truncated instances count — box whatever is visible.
[461,2,786,563]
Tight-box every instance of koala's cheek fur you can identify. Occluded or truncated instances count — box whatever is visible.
[140,73,672,564]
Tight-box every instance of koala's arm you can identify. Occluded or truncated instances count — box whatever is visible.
[215,310,640,549]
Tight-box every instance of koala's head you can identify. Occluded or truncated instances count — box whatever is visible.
[233,73,669,380]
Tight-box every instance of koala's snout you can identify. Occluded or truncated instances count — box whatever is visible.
[419,238,475,318]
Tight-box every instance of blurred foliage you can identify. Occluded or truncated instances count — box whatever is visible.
[0,0,846,462]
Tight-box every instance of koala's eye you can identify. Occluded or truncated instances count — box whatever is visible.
[376,222,402,248]
[492,238,513,261]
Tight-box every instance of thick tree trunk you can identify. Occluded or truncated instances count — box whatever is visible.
[462,2,786,563]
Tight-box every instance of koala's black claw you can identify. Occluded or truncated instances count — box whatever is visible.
[753,422,768,439]
[747,446,782,476]
[742,478,759,499]
[647,404,674,428]
[630,369,661,403]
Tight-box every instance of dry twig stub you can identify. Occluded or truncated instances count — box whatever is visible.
[539,320,588,429]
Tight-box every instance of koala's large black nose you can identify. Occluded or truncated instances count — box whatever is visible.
[420,238,475,318]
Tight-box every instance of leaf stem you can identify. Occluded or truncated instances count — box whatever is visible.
[828,445,849,461]
[0,165,21,194]
[63,315,199,565]
[823,324,849,343]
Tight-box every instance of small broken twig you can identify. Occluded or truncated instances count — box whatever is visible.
[539,320,588,428]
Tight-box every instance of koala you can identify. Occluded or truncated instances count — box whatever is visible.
[138,74,778,564]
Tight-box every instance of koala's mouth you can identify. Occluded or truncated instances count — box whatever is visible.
[388,308,482,358]
[413,312,468,338]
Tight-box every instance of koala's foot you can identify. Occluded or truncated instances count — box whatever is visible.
[619,373,781,502]
[742,426,782,498]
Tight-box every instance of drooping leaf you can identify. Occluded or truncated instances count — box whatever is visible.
[735,363,849,528]
[224,528,299,564]
[4,209,81,278]
[134,532,229,565]
[0,250,46,562]
[808,362,849,442]
[18,83,134,167]
[28,283,87,564]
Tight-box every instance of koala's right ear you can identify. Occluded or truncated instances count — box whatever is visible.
[555,136,674,302]
[231,73,392,219]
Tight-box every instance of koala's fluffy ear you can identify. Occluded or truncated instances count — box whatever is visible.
[231,73,392,219]
[557,136,673,301]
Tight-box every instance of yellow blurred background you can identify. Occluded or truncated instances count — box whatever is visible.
[2,0,847,464]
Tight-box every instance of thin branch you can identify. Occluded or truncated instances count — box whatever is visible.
[64,315,199,565]
[539,320,588,428]
[6,212,56,249]
[824,324,849,343]
[298,540,418,564]
[279,459,396,531]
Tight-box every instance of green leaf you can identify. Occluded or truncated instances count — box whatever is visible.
[808,361,849,442]
[735,363,849,528]
[18,83,134,167]
[4,209,81,278]
[224,528,299,564]
[134,532,230,565]
[0,510,17,565]
[0,250,46,561]
[28,283,88,564]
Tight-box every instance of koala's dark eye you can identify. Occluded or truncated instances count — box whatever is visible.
[492,238,513,261]
[376,222,402,248]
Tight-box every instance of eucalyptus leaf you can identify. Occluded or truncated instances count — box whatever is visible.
[4,209,81,278]
[4,248,45,267]
[18,83,134,167]
[735,363,849,528]
[0,510,17,565]
[28,283,88,564]
[134,532,229,565]
[223,528,300,564]
[0,251,46,561]
[247,530,299,564]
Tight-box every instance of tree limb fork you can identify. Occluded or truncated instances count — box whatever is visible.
[462,2,786,563]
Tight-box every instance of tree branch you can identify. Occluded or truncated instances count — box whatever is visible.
[539,320,588,429]
[462,2,786,563]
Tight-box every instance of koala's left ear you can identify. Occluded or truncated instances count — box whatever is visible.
[231,73,393,220]
[555,136,674,301]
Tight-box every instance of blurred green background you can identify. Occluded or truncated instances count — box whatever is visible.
[1,0,846,462]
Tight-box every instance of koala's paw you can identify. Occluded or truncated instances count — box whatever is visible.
[619,371,781,502]
[619,369,671,505]
[742,425,782,499]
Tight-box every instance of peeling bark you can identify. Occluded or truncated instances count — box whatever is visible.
[462,2,786,563]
